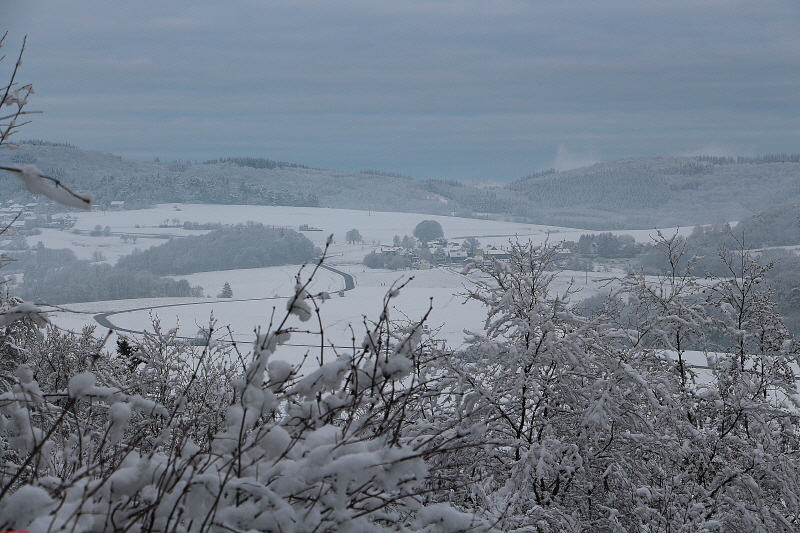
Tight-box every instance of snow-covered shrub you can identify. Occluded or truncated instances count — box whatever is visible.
[446,238,800,532]
[446,241,673,530]
[0,258,488,532]
[609,230,711,386]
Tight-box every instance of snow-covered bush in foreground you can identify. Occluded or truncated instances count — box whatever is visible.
[446,238,800,532]
[0,258,489,532]
[2,237,799,532]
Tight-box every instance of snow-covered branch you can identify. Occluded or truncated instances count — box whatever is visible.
[0,164,93,210]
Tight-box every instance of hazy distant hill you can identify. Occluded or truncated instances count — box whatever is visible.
[507,155,800,228]
[2,141,799,229]
[0,141,453,215]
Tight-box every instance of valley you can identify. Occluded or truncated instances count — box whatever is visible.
[2,202,677,368]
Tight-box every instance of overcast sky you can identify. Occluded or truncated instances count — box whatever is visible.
[2,1,799,181]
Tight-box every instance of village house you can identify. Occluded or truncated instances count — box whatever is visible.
[416,258,432,270]
[484,245,510,262]
[446,244,468,263]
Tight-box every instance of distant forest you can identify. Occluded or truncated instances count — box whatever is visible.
[206,157,315,171]
[5,225,316,304]
[629,203,800,335]
[116,225,316,275]
[3,141,800,229]
[12,247,202,304]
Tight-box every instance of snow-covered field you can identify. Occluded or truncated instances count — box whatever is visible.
[28,203,695,263]
[22,204,686,368]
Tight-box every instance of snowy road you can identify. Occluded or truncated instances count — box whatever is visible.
[93,264,356,348]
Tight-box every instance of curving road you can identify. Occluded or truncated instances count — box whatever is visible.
[321,264,354,290]
[93,263,355,344]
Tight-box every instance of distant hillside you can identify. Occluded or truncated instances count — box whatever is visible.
[2,141,799,229]
[0,141,453,215]
[507,155,800,228]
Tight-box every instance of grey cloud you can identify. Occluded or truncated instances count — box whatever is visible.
[3,0,799,181]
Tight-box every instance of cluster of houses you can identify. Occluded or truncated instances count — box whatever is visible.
[375,240,515,270]
[0,202,78,235]
[373,239,587,271]
[89,200,126,211]
[0,197,128,237]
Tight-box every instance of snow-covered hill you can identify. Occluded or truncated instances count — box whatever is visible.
[3,141,800,228]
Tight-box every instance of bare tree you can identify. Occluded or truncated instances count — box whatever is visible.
[0,34,93,210]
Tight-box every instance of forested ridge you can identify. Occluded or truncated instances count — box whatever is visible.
[2,225,316,304]
[115,225,316,275]
[4,142,800,229]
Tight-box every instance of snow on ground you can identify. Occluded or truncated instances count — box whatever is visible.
[27,229,167,263]
[44,264,491,368]
[20,204,690,370]
[67,204,571,249]
[15,204,693,264]
[165,265,344,299]
[45,264,618,369]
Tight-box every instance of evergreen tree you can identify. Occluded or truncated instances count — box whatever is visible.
[218,282,233,298]
[462,236,480,256]
[401,235,417,249]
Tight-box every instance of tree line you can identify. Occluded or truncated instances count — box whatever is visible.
[13,247,202,304]
[116,224,316,276]
[4,225,316,304]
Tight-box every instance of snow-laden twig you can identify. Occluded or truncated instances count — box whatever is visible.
[0,164,93,210]
[0,301,50,328]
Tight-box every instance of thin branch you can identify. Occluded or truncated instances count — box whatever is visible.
[0,165,93,208]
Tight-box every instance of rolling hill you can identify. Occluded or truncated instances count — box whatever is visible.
[2,140,798,229]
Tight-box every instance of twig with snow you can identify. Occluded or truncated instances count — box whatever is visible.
[0,164,93,210]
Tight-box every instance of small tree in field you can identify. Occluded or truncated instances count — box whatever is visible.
[413,220,444,243]
[345,228,362,243]
[218,281,233,298]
